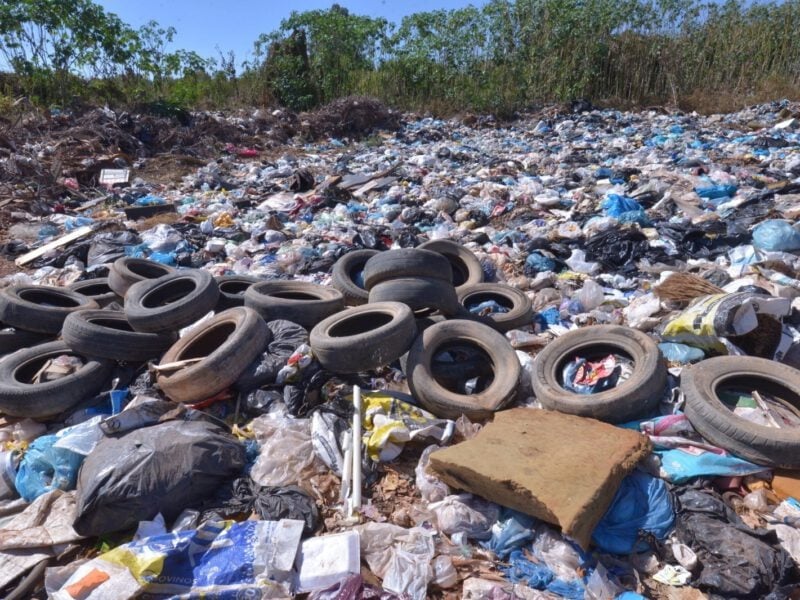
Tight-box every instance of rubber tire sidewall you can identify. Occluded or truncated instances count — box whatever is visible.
[532,325,667,423]
[0,341,113,418]
[332,249,379,305]
[405,319,521,421]
[0,286,99,334]
[682,356,800,468]
[63,310,177,362]
[310,301,416,373]
[244,281,344,330]
[418,239,484,291]
[125,270,219,333]
[363,248,453,289]
[157,307,270,403]
[457,283,533,332]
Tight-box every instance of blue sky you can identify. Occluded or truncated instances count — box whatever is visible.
[96,1,479,64]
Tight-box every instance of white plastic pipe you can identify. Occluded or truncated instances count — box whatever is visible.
[351,385,362,514]
[340,435,352,506]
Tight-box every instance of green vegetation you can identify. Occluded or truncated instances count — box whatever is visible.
[2,0,800,115]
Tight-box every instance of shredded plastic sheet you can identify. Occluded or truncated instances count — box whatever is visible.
[361,392,455,462]
[48,519,304,599]
[622,414,767,483]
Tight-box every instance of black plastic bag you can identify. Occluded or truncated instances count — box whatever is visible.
[73,420,246,536]
[87,231,141,266]
[235,320,308,392]
[673,484,797,598]
[198,477,320,536]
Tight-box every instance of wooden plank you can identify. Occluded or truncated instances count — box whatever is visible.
[15,226,93,267]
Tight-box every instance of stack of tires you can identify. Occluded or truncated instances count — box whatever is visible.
[317,240,527,420]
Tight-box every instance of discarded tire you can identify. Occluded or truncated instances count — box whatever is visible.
[215,274,259,311]
[404,319,521,420]
[368,277,464,316]
[157,307,270,403]
[0,341,113,418]
[310,302,416,373]
[457,283,533,332]
[682,356,800,468]
[331,249,379,305]
[63,310,177,362]
[532,325,667,423]
[68,278,121,307]
[244,281,344,329]
[107,257,175,297]
[0,286,99,334]
[0,327,53,355]
[125,270,219,333]
[418,239,484,290]
[362,248,452,289]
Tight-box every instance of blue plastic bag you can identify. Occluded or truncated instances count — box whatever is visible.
[752,219,800,252]
[591,470,675,555]
[482,509,536,559]
[15,434,84,501]
[15,418,104,501]
[601,194,642,217]
[525,251,556,274]
[658,342,705,364]
[695,184,737,199]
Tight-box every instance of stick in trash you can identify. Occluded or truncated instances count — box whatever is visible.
[752,390,782,428]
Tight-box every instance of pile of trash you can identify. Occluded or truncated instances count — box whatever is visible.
[0,98,799,599]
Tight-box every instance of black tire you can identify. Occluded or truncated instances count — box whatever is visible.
[63,310,177,362]
[532,325,667,423]
[107,257,175,297]
[244,281,344,330]
[415,313,446,334]
[215,275,259,311]
[418,239,484,291]
[363,248,452,290]
[68,278,121,308]
[368,277,464,317]
[0,341,113,418]
[0,286,99,334]
[125,270,219,333]
[331,249,379,305]
[157,307,270,403]
[0,327,53,355]
[457,283,533,332]
[310,302,416,373]
[682,356,800,468]
[405,319,521,420]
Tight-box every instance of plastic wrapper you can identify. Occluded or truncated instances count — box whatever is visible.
[49,519,304,600]
[361,392,454,462]
[356,522,435,600]
[432,555,458,588]
[415,445,450,503]
[250,415,327,487]
[428,494,500,540]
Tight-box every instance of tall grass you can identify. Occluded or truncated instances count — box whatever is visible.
[3,0,800,114]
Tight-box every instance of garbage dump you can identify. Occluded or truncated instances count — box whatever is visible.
[1,98,800,598]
